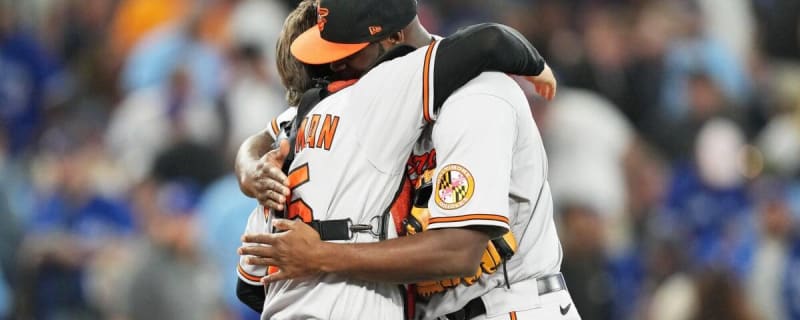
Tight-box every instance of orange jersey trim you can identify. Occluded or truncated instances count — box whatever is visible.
[429,214,509,225]
[422,39,437,123]
[270,118,280,137]
[237,264,263,282]
[327,79,357,93]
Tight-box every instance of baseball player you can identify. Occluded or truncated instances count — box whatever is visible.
[235,0,560,319]
[238,1,580,320]
[235,0,323,210]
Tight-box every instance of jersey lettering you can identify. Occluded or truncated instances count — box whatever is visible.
[263,163,312,276]
[317,115,340,150]
[295,118,308,153]
[306,115,321,149]
[295,114,341,153]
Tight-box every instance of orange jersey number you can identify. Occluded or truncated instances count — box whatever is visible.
[267,163,313,276]
[287,164,313,222]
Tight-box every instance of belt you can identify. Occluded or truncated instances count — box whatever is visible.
[308,218,381,241]
[536,273,567,296]
[445,273,567,320]
[308,219,353,241]
[444,297,485,320]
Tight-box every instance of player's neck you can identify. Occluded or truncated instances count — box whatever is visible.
[403,17,433,48]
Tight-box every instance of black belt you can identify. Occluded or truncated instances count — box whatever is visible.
[308,218,378,241]
[444,297,486,320]
[445,273,567,320]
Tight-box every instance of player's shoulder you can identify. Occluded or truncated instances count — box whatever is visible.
[437,72,530,122]
[275,107,297,123]
[267,106,297,139]
[377,45,430,68]
[448,72,526,106]
[456,72,518,92]
[274,106,298,129]
[357,46,430,83]
[338,46,429,101]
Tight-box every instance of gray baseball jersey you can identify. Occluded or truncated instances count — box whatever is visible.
[413,72,566,320]
[267,107,298,141]
[238,43,446,320]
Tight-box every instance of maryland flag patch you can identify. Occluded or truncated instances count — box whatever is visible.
[435,164,474,210]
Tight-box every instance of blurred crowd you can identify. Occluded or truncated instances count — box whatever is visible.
[0,0,798,319]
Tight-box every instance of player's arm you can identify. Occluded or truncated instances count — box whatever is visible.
[429,23,555,113]
[412,23,554,123]
[322,228,490,282]
[236,207,272,309]
[235,129,291,210]
[241,220,489,283]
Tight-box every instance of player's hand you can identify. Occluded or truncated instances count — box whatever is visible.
[238,219,325,283]
[240,140,291,210]
[525,63,557,101]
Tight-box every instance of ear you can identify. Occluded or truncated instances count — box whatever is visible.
[380,31,405,47]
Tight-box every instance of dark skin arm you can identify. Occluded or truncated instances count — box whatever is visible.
[432,22,555,109]
[239,219,490,284]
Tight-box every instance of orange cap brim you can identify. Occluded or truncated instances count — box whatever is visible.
[291,26,370,65]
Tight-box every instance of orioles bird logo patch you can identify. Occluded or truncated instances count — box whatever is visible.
[317,7,329,31]
[435,164,474,210]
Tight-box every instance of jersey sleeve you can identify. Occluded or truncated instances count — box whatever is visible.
[267,107,298,141]
[425,93,517,238]
[237,205,272,286]
[358,27,542,173]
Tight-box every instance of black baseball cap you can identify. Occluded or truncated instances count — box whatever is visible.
[291,0,417,65]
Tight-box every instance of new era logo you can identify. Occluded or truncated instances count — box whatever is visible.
[369,25,382,35]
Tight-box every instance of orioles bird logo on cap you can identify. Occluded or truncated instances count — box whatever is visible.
[317,7,329,31]
[369,25,383,35]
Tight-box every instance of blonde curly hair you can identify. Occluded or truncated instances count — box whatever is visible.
[276,0,323,106]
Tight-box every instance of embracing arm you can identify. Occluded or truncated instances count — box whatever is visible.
[234,130,290,209]
[240,220,490,284]
[319,228,490,283]
[235,128,274,198]
[432,23,554,112]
